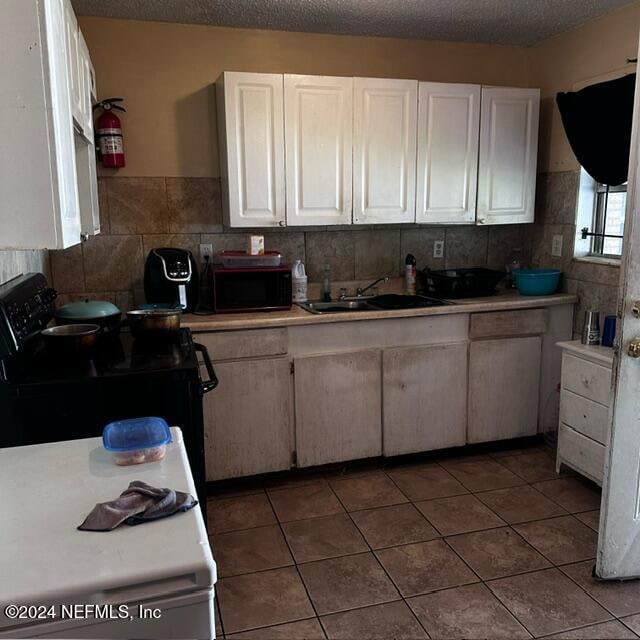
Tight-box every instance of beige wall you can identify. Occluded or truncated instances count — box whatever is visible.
[79,17,531,178]
[530,1,640,173]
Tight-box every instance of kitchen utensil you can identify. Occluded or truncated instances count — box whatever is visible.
[512,268,561,296]
[602,315,617,347]
[582,310,601,345]
[55,299,122,334]
[126,308,182,338]
[41,323,101,357]
[419,268,506,298]
[144,248,199,312]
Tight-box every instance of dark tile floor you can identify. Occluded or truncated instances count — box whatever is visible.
[207,445,640,639]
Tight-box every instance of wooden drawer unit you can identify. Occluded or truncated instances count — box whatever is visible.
[557,423,605,485]
[556,341,613,485]
[562,353,612,406]
[469,308,547,339]
[195,328,287,361]
[560,390,609,445]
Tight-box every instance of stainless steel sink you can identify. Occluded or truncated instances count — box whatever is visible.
[298,294,450,314]
[298,300,374,314]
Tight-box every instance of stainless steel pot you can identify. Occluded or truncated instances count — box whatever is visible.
[41,323,101,357]
[126,309,181,339]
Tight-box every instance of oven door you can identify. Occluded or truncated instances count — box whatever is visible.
[213,268,292,312]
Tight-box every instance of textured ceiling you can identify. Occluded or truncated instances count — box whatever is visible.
[71,0,634,46]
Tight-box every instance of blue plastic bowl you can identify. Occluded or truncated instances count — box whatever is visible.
[513,269,561,296]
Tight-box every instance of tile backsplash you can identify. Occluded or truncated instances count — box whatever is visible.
[50,176,531,309]
[49,172,619,322]
[529,169,620,337]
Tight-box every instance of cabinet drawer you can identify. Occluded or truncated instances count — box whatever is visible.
[469,308,547,339]
[196,328,287,361]
[562,353,611,405]
[557,423,605,485]
[560,390,609,445]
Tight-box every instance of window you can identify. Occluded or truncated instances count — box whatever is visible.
[588,182,627,257]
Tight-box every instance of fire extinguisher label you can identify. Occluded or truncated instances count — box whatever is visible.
[99,134,124,156]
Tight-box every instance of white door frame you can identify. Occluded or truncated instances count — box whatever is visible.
[597,33,640,580]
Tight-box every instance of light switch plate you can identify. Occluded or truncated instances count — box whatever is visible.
[199,243,213,261]
[433,240,444,259]
[551,234,563,257]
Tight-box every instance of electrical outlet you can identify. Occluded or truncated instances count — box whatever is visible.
[199,243,213,262]
[551,234,563,257]
[433,240,444,259]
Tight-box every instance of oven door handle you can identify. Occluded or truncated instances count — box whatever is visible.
[193,342,219,395]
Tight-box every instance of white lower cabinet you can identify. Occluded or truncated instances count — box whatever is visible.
[468,336,541,443]
[556,341,614,485]
[203,357,292,481]
[200,305,569,480]
[383,343,467,455]
[294,350,382,467]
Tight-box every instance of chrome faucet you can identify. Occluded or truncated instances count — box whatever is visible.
[356,276,390,297]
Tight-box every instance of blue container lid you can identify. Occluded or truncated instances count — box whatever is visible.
[102,417,172,452]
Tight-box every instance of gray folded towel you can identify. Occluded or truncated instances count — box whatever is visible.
[78,481,197,531]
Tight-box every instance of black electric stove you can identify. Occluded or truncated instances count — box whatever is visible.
[0,273,217,508]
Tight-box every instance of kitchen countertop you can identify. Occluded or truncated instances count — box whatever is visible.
[183,291,578,332]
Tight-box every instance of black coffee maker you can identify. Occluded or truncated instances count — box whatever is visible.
[144,248,199,312]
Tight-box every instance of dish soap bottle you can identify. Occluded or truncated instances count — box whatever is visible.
[292,260,308,303]
[321,263,332,302]
[405,254,417,295]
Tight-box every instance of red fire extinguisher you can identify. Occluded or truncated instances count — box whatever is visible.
[94,98,126,168]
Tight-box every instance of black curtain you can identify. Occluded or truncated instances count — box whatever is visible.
[556,73,635,186]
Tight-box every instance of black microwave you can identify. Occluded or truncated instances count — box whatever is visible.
[211,266,292,313]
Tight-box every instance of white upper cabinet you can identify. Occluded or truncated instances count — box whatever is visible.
[353,78,417,224]
[215,73,541,229]
[477,87,540,225]
[216,72,286,228]
[416,82,480,224]
[284,75,353,226]
[0,0,86,249]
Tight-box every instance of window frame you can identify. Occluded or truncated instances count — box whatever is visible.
[589,182,626,258]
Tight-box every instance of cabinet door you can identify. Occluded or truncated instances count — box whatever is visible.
[383,343,467,456]
[416,83,480,224]
[47,0,82,248]
[353,78,417,224]
[468,337,541,443]
[294,350,381,467]
[217,72,286,228]
[204,357,292,480]
[76,31,100,237]
[77,31,94,140]
[63,0,83,128]
[477,87,540,225]
[284,75,353,226]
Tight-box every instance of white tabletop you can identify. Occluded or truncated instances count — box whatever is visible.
[0,428,215,616]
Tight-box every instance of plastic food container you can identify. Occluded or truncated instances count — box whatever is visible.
[102,417,172,466]
[217,251,282,268]
[513,268,562,296]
